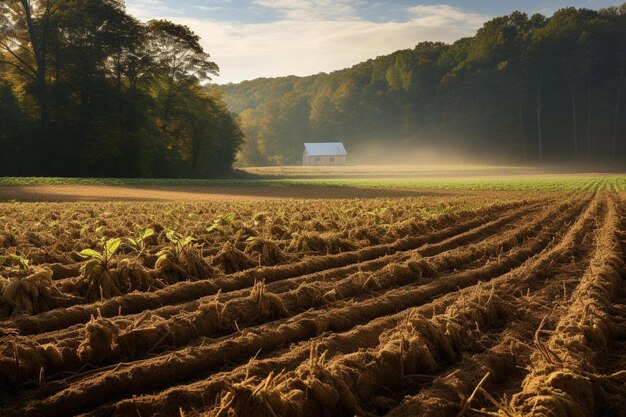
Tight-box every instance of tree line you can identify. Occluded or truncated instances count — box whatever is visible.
[221,5,626,166]
[0,0,243,178]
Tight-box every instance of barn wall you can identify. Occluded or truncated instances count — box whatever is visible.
[304,155,347,166]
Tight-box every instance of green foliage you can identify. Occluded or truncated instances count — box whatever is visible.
[126,228,155,253]
[1,173,625,191]
[0,254,30,271]
[163,229,195,256]
[220,5,626,165]
[79,238,122,271]
[0,1,242,178]
[206,213,235,234]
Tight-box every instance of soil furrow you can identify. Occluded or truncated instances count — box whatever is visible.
[80,195,600,417]
[384,200,605,417]
[12,199,553,347]
[505,194,626,417]
[5,198,591,417]
[2,200,533,335]
[0,200,571,385]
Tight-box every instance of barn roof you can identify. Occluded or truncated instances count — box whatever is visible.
[304,143,347,156]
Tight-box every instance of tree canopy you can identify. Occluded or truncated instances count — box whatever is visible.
[0,0,242,177]
[221,5,626,166]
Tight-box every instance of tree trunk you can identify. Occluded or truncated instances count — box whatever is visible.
[612,58,624,159]
[537,82,543,162]
[517,98,526,162]
[613,89,622,159]
[115,51,122,90]
[161,77,177,134]
[586,81,591,159]
[20,0,52,132]
[192,137,200,177]
[53,30,60,82]
[571,87,578,159]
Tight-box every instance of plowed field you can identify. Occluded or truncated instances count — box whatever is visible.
[0,184,625,416]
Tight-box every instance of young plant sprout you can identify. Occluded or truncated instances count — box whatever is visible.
[164,228,195,256]
[155,229,214,282]
[79,238,122,272]
[0,254,31,271]
[207,213,236,235]
[78,238,123,300]
[125,228,155,255]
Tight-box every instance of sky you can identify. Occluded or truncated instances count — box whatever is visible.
[125,0,620,84]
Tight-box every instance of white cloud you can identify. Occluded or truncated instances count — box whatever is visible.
[408,4,489,27]
[193,6,225,12]
[252,0,363,21]
[126,0,184,19]
[127,3,491,83]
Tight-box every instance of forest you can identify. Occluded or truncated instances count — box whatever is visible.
[221,5,626,166]
[0,0,243,178]
[2,3,626,174]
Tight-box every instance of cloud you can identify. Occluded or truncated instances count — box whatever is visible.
[408,4,490,27]
[126,0,184,19]
[193,6,225,12]
[127,3,491,83]
[252,0,362,21]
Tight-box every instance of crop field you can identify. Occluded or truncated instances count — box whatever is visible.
[0,177,625,416]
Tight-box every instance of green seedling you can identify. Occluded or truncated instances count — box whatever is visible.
[365,207,388,217]
[0,254,30,271]
[80,224,90,237]
[126,228,155,255]
[79,238,122,273]
[164,229,195,257]
[207,213,235,234]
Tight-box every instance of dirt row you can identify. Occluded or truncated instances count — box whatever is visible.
[0,199,580,386]
[87,193,604,417]
[1,199,535,336]
[0,196,584,415]
[2,191,623,417]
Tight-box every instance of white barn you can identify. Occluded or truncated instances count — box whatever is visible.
[302,143,348,166]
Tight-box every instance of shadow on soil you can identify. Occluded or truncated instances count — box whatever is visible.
[0,185,457,203]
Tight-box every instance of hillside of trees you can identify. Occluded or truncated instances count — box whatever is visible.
[221,5,626,166]
[0,0,242,178]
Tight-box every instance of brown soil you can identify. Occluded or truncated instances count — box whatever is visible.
[0,191,622,417]
[0,184,453,202]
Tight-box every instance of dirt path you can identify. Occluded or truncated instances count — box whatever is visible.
[0,185,451,202]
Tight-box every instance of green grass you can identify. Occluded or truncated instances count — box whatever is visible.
[1,175,625,191]
[278,176,626,191]
[0,177,255,187]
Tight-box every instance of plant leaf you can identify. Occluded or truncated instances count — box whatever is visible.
[165,229,178,244]
[105,238,122,257]
[141,228,155,240]
[179,236,195,248]
[79,249,101,259]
